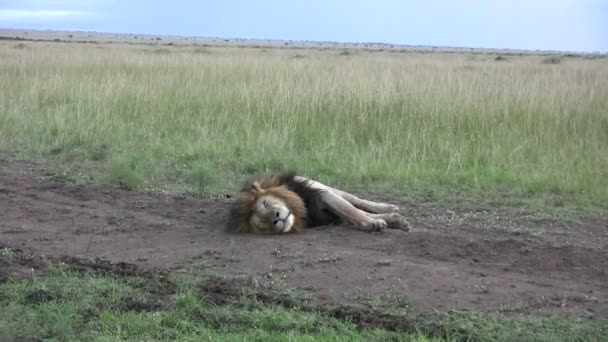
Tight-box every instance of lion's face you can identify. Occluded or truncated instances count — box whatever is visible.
[249,195,295,233]
[229,175,307,234]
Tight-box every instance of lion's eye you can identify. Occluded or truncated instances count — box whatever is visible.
[263,200,268,208]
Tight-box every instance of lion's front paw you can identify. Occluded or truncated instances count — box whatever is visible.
[385,204,401,213]
[393,214,411,231]
[374,203,400,213]
[357,219,387,232]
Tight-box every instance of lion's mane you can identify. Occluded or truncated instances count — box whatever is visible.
[227,172,342,233]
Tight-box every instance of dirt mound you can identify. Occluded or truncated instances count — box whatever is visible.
[0,245,47,283]
[60,255,140,275]
[1,156,607,317]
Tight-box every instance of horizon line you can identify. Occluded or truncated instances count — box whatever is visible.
[1,26,606,55]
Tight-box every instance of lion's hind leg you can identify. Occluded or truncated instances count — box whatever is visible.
[320,191,387,232]
[294,176,400,214]
[366,213,411,231]
[331,189,400,214]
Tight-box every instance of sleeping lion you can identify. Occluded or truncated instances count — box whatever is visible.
[227,172,410,233]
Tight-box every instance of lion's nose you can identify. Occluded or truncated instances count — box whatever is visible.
[272,211,280,225]
[272,211,282,225]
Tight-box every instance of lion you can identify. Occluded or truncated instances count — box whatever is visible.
[227,172,410,233]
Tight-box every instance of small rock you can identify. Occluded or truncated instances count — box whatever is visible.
[376,259,392,266]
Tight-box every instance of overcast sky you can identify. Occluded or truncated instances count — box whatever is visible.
[0,0,606,52]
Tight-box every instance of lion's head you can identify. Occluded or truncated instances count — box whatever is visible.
[228,173,307,233]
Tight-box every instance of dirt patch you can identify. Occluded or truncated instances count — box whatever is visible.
[1,156,607,317]
[122,297,166,312]
[0,244,47,283]
[323,305,444,334]
[199,277,250,306]
[59,255,140,276]
[24,289,54,305]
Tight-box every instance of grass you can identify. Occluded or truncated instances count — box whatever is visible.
[0,41,606,210]
[188,160,224,196]
[1,39,606,341]
[0,259,605,341]
[0,263,424,341]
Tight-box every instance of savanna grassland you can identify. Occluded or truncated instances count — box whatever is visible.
[1,39,607,208]
[1,35,608,341]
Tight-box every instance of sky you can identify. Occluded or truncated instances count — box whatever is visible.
[0,0,606,52]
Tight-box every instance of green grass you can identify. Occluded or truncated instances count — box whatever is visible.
[0,265,427,341]
[0,262,605,341]
[187,160,224,196]
[0,41,606,209]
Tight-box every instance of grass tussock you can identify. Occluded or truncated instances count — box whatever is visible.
[106,153,155,189]
[0,41,606,205]
[188,161,223,196]
[542,56,562,64]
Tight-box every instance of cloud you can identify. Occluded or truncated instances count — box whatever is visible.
[2,0,112,7]
[0,9,91,21]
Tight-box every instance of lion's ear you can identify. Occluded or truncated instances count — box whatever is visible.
[250,181,262,194]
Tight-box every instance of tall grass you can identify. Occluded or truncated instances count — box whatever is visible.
[1,42,606,203]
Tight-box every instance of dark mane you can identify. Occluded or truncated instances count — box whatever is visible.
[278,172,341,227]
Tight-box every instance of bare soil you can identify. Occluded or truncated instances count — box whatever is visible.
[1,156,607,317]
